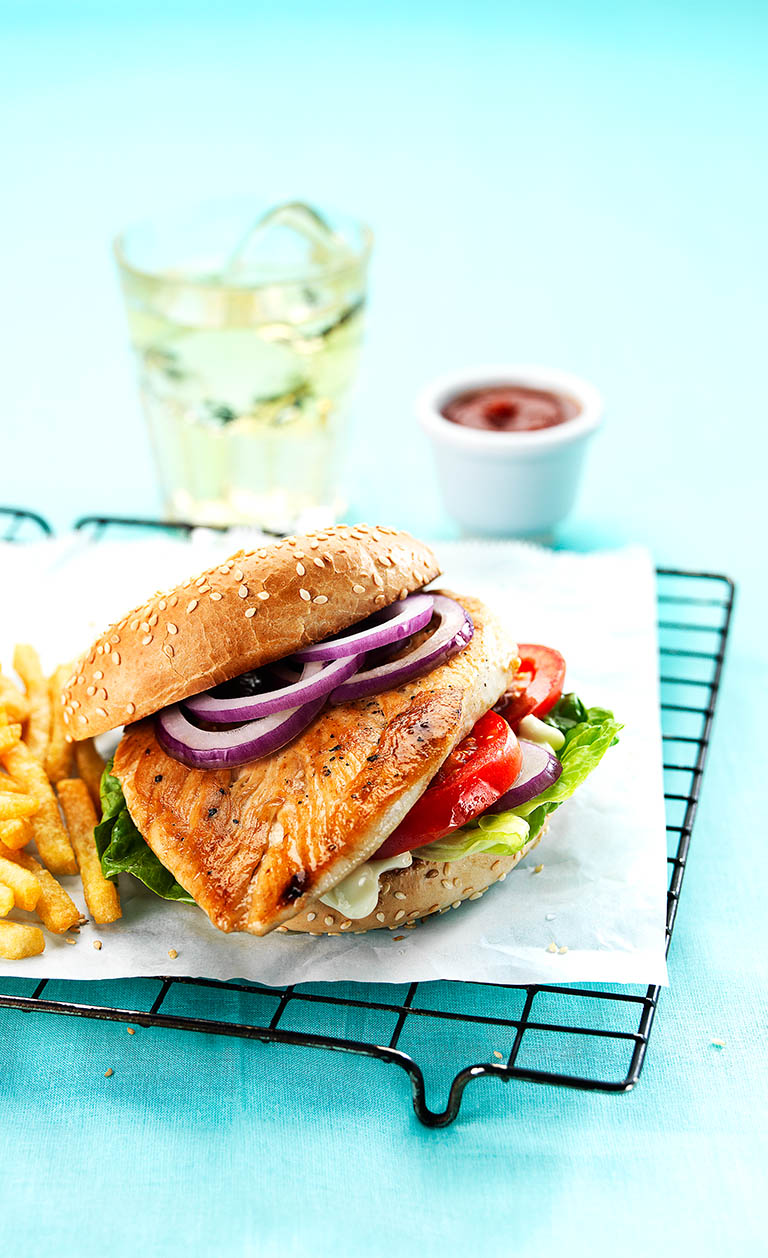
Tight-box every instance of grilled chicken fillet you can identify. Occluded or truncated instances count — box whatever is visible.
[113,593,518,935]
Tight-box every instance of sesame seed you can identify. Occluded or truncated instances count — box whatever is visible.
[374,594,386,605]
[141,622,150,633]
[238,585,249,598]
[104,1069,113,1078]
[313,595,328,604]
[493,1050,503,1060]
[399,587,409,600]
[93,940,102,950]
[258,591,270,601]
[546,942,558,953]
[71,699,81,710]
[376,912,386,923]
[441,879,452,889]
[394,891,407,901]
[96,707,108,718]
[142,635,153,646]
[186,599,198,612]
[313,557,325,568]
[129,619,139,631]
[110,633,120,645]
[451,900,463,910]
[78,714,88,725]
[533,864,544,874]
[195,576,206,587]
[309,539,320,548]
[167,623,177,634]
[111,651,121,665]
[353,583,365,594]
[244,608,257,618]
[169,595,178,607]
[469,892,483,901]
[491,860,503,873]
[233,569,244,581]
[158,600,167,611]
[163,644,174,658]
[127,1027,135,1035]
[127,702,136,715]
[86,685,96,696]
[306,912,316,922]
[93,670,104,680]
[210,591,223,601]
[296,563,305,576]
[299,589,311,601]
[324,915,334,926]
[168,949,178,959]
[395,909,406,921]
[275,926,288,933]
[198,585,211,595]
[148,613,158,626]
[340,921,352,930]
[558,945,569,955]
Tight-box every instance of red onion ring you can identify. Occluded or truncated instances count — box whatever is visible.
[487,738,562,812]
[294,593,435,661]
[329,595,473,704]
[183,655,361,724]
[155,695,326,769]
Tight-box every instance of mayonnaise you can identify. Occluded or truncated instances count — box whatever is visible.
[517,714,565,752]
[319,850,413,919]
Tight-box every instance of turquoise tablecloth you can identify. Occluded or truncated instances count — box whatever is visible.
[1,3,765,1254]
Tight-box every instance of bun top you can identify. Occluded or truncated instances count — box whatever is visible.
[61,524,440,741]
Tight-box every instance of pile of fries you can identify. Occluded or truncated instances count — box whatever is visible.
[0,646,121,959]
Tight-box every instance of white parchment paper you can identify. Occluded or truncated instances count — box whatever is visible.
[0,534,668,986]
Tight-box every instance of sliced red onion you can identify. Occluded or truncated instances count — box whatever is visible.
[155,695,326,769]
[329,594,474,704]
[487,739,562,812]
[183,655,361,724]
[294,592,435,662]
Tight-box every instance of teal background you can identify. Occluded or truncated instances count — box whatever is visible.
[1,2,766,1254]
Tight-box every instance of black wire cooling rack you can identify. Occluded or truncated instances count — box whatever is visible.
[0,507,735,1126]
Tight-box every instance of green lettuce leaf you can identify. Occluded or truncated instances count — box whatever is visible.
[95,760,195,903]
[417,696,621,863]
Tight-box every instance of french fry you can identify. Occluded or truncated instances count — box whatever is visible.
[0,792,39,821]
[0,883,14,916]
[0,845,80,933]
[1,740,77,875]
[0,771,23,792]
[57,779,121,924]
[45,666,74,784]
[0,854,40,911]
[13,644,51,762]
[0,818,32,850]
[0,673,30,724]
[0,921,45,959]
[74,738,106,811]
[0,723,22,756]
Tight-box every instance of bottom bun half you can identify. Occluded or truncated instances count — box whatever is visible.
[281,828,546,936]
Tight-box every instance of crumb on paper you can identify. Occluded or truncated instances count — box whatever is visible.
[533,864,544,875]
[127,1027,135,1035]
[493,1050,503,1060]
[392,935,405,942]
[711,1039,726,1049]
[558,945,569,955]
[104,1068,113,1078]
[65,937,77,946]
[545,913,556,921]
[546,942,558,953]
[168,948,178,959]
[93,940,102,951]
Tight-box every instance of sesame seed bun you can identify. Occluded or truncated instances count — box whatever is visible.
[62,524,440,741]
[281,830,545,935]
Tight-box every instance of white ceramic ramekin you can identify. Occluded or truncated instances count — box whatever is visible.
[416,364,604,537]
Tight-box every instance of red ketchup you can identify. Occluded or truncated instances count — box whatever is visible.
[441,385,580,433]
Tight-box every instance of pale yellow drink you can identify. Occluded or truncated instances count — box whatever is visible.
[115,202,371,532]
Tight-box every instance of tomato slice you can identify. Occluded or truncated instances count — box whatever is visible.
[374,712,522,861]
[497,644,566,727]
